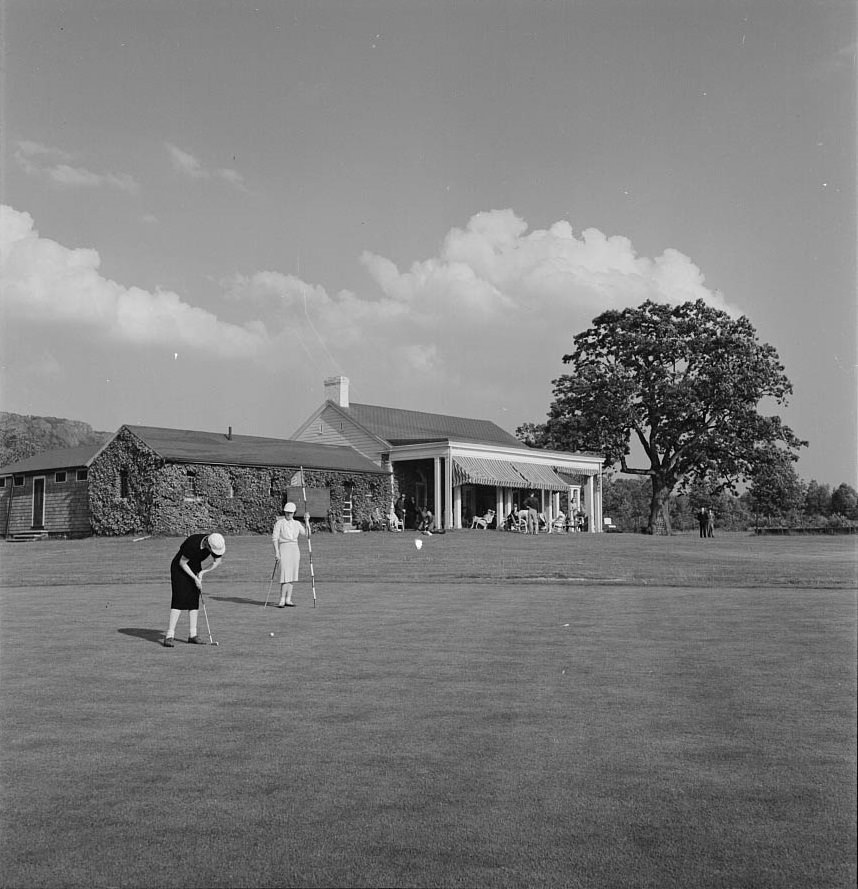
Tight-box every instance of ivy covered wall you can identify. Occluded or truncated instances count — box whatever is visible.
[89,428,393,537]
[89,428,158,536]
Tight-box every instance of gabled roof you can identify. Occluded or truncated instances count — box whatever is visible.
[0,444,103,476]
[345,403,525,449]
[123,425,386,474]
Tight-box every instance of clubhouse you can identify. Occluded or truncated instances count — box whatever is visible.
[0,376,603,539]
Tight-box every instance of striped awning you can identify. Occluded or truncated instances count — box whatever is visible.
[511,463,570,491]
[453,457,532,489]
[556,468,600,486]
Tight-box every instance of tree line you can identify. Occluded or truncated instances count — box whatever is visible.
[602,475,858,533]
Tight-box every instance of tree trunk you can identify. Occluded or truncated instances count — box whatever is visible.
[648,479,672,535]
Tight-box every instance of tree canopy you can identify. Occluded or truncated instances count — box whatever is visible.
[536,299,806,532]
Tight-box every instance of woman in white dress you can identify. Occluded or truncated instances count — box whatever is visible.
[271,502,310,607]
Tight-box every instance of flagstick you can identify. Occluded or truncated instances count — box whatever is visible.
[300,466,317,608]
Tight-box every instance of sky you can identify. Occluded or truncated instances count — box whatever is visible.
[1,1,855,486]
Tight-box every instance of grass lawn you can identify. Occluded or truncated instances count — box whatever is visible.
[1,531,855,888]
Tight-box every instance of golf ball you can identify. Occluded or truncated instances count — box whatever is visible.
[270,632,275,637]
[414,539,423,550]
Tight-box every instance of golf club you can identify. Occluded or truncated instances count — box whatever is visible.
[299,466,317,608]
[199,589,219,646]
[263,559,279,607]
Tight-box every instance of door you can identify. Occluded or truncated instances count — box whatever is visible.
[32,476,46,529]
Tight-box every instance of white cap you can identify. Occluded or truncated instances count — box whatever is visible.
[283,502,297,513]
[207,533,226,556]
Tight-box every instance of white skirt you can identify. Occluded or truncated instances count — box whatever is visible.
[277,542,301,583]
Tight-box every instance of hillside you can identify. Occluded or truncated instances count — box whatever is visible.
[0,413,112,468]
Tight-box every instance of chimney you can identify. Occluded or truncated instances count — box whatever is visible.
[227,426,233,440]
[324,375,350,408]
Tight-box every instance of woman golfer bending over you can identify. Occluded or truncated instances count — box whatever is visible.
[163,532,226,647]
[272,502,310,607]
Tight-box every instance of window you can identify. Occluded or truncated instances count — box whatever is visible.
[119,470,129,499]
[0,477,5,488]
[183,470,199,500]
[14,476,24,487]
[55,471,67,483]
[76,469,88,481]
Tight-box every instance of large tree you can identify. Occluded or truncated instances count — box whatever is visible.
[538,299,805,533]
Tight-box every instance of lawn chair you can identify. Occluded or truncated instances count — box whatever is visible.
[505,509,528,532]
[388,510,404,531]
[470,508,496,530]
[550,511,567,533]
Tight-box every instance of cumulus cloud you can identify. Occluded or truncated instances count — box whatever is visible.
[1,203,740,425]
[233,209,740,412]
[1,205,267,358]
[166,143,246,189]
[14,141,140,195]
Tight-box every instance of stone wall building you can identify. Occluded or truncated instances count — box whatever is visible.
[1,425,390,539]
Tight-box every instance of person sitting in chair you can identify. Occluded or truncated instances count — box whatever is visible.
[417,505,434,535]
[471,508,496,530]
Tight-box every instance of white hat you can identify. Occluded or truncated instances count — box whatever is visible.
[207,533,226,556]
[283,502,297,513]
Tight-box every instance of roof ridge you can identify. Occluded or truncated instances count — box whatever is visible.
[348,402,505,426]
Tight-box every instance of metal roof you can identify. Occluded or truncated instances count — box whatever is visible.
[347,403,525,449]
[124,426,387,473]
[0,445,103,476]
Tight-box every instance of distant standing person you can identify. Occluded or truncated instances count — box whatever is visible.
[405,495,417,531]
[697,507,708,539]
[272,502,310,607]
[164,532,226,647]
[394,494,406,528]
[706,509,715,538]
[523,492,541,535]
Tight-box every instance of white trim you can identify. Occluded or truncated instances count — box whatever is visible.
[388,439,602,473]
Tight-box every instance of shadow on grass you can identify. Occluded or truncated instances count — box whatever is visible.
[118,627,164,644]
[208,595,267,607]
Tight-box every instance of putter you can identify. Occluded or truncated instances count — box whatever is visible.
[199,590,219,646]
[263,559,279,607]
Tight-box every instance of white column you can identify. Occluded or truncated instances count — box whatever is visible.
[445,451,454,530]
[495,487,504,531]
[433,456,442,530]
[454,485,462,529]
[587,476,595,532]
